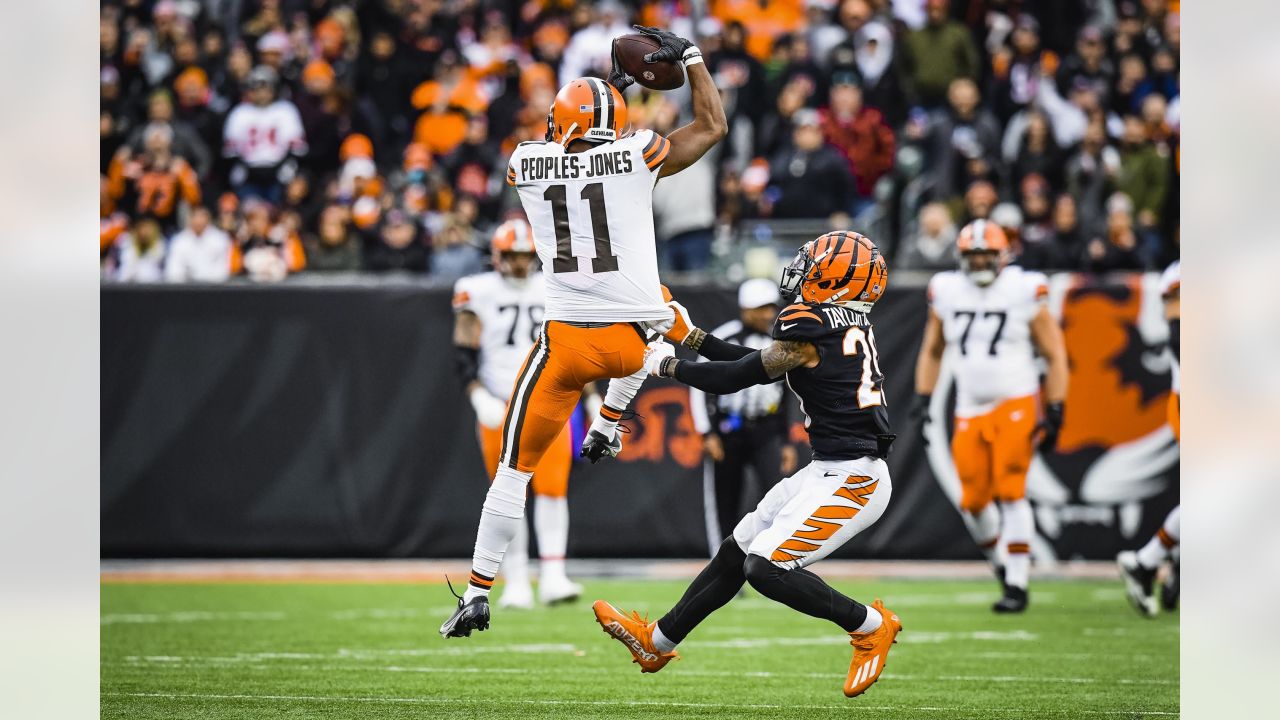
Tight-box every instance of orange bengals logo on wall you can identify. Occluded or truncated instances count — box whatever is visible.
[1057,275,1171,452]
[616,386,703,469]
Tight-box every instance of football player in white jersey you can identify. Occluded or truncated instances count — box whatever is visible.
[912,220,1069,613]
[452,219,583,609]
[441,25,727,638]
[1117,260,1180,616]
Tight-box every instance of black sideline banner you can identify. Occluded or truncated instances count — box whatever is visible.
[102,276,1177,561]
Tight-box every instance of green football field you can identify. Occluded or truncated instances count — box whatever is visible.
[101,577,1178,719]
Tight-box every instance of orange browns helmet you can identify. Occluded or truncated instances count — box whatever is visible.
[546,77,628,146]
[491,217,536,261]
[956,219,1010,286]
[779,231,888,312]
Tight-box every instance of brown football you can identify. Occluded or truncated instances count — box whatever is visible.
[612,33,685,91]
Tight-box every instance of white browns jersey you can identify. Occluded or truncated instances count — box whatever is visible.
[453,271,547,400]
[929,265,1049,417]
[1161,260,1180,394]
[505,130,672,323]
[222,100,308,167]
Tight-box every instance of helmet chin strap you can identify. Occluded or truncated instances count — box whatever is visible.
[558,122,579,147]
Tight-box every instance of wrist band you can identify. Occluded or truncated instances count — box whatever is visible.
[660,356,680,377]
[681,46,703,68]
[684,327,707,351]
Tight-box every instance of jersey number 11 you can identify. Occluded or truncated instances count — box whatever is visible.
[543,183,620,274]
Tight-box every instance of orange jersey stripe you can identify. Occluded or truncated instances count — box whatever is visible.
[779,310,822,322]
[645,138,670,169]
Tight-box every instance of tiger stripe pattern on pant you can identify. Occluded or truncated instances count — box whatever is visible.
[771,475,879,563]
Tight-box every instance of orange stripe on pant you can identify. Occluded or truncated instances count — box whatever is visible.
[1167,391,1179,443]
[499,321,647,474]
[951,395,1038,512]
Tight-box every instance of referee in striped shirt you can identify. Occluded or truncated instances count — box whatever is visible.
[690,279,799,556]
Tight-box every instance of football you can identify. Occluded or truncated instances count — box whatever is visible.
[612,33,685,91]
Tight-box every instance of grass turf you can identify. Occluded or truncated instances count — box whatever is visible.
[101,577,1178,719]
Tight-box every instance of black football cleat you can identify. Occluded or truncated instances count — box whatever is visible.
[580,429,622,464]
[1117,551,1158,617]
[994,563,1007,587]
[1160,560,1179,612]
[440,595,490,638]
[992,585,1028,613]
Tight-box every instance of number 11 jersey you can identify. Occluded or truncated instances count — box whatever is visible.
[506,130,673,323]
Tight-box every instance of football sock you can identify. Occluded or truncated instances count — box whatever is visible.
[743,554,869,634]
[534,495,570,581]
[968,504,1001,565]
[1000,499,1033,589]
[501,519,531,590]
[1137,506,1180,569]
[853,605,883,634]
[656,537,747,646]
[465,465,532,602]
[589,367,646,437]
[651,623,678,654]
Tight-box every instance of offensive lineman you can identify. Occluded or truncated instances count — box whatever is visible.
[452,218,582,608]
[911,220,1068,613]
[1117,260,1180,616]
[593,232,904,699]
[440,25,728,638]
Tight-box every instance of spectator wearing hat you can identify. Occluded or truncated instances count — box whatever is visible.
[767,109,856,219]
[222,65,308,205]
[690,278,797,557]
[1055,26,1115,107]
[901,0,980,108]
[988,15,1051,124]
[107,123,202,234]
[126,88,213,179]
[827,16,905,128]
[355,30,414,154]
[707,20,769,165]
[295,59,352,180]
[165,205,233,283]
[172,68,225,182]
[304,205,363,272]
[819,71,895,218]
[411,52,489,156]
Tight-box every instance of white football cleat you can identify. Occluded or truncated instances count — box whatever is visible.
[497,583,535,610]
[1116,551,1158,618]
[539,575,584,606]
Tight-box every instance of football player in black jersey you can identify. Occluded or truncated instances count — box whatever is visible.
[592,232,903,699]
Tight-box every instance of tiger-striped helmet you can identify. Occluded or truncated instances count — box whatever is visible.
[779,231,888,312]
[545,77,628,145]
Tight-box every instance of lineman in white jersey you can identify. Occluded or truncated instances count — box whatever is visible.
[453,218,583,608]
[912,220,1069,613]
[441,24,728,638]
[1118,260,1180,616]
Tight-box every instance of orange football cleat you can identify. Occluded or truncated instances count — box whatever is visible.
[843,599,902,698]
[591,600,678,673]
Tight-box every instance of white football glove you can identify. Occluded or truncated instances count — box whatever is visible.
[469,386,508,429]
[643,340,677,377]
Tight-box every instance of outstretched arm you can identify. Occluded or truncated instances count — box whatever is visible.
[626,26,727,179]
[652,340,818,395]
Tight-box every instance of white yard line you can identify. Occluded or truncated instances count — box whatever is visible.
[103,691,1179,716]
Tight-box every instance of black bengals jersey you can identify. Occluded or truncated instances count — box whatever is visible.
[772,302,892,460]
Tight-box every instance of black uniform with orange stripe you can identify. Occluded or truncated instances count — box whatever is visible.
[772,302,892,461]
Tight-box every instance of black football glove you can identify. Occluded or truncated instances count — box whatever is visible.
[607,42,634,92]
[909,393,932,446]
[1036,402,1064,451]
[633,24,694,64]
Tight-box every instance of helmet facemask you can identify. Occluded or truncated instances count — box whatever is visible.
[960,249,1004,287]
[778,248,815,305]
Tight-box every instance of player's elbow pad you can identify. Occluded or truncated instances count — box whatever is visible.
[674,351,770,394]
[455,345,480,385]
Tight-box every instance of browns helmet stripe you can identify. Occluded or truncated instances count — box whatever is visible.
[971,219,988,250]
[598,77,615,131]
[588,78,603,130]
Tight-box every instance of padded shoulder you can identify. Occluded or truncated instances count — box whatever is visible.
[772,303,828,341]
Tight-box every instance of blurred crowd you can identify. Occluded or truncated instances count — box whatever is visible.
[100,0,1179,282]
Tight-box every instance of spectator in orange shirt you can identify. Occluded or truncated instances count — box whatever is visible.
[819,71,895,217]
[108,123,202,234]
[411,51,489,156]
